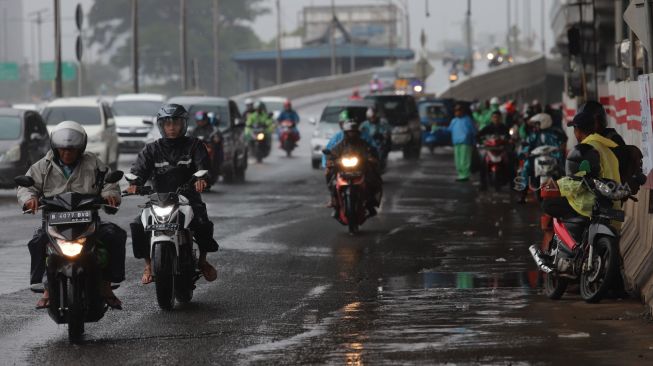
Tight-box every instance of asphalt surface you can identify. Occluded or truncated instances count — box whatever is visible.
[1,88,653,365]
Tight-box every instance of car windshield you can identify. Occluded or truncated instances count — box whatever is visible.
[42,107,102,125]
[187,105,229,128]
[0,116,21,140]
[320,106,368,124]
[377,70,396,79]
[419,103,449,120]
[112,100,162,116]
[263,101,284,112]
[368,96,415,124]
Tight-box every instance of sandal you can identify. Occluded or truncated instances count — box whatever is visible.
[141,265,153,285]
[199,261,217,282]
[35,295,49,309]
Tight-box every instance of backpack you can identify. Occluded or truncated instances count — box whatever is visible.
[611,144,645,195]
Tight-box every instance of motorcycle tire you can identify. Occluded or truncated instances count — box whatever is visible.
[345,190,359,235]
[283,140,294,157]
[66,277,85,343]
[491,171,501,192]
[580,236,620,303]
[153,243,176,310]
[174,273,194,304]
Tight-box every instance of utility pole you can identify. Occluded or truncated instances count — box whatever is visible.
[29,8,48,79]
[2,8,7,61]
[389,0,395,63]
[131,0,139,93]
[507,0,511,53]
[465,0,472,66]
[212,0,220,95]
[541,0,546,54]
[179,0,187,91]
[54,0,62,98]
[276,0,282,84]
[402,0,410,49]
[330,0,336,75]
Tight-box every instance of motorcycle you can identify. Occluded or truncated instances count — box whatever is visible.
[531,145,562,201]
[529,177,633,303]
[15,169,124,343]
[479,135,510,191]
[194,131,222,185]
[372,132,390,172]
[324,150,372,234]
[249,125,271,163]
[123,170,209,310]
[279,120,299,157]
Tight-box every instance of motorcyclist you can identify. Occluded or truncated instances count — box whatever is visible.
[360,106,391,160]
[578,100,626,146]
[126,104,219,284]
[477,111,513,191]
[246,101,275,142]
[242,98,255,122]
[324,118,382,217]
[542,111,620,219]
[276,99,301,145]
[322,110,376,168]
[17,121,126,309]
[192,110,216,140]
[516,113,567,203]
[477,111,510,141]
[369,74,383,93]
[349,88,362,101]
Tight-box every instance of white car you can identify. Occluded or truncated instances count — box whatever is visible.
[41,97,120,169]
[112,93,165,152]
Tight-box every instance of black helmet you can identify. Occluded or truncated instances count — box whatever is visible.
[578,100,607,128]
[566,143,601,177]
[156,103,189,138]
[50,121,87,159]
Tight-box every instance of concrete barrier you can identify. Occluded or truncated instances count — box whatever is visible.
[231,69,375,102]
[440,56,564,105]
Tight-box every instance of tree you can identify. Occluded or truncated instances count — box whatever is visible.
[87,0,268,95]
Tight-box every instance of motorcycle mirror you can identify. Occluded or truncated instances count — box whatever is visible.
[14,175,35,188]
[194,170,209,178]
[105,170,124,184]
[124,173,139,182]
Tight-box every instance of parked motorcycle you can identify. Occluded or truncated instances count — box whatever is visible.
[324,150,370,235]
[123,170,209,310]
[279,120,299,157]
[531,145,562,201]
[250,125,271,163]
[529,177,633,303]
[15,170,124,343]
[479,135,510,191]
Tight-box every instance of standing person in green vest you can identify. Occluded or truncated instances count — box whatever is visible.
[447,103,477,181]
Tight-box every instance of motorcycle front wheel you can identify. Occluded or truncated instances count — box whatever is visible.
[580,236,619,303]
[153,243,176,310]
[543,273,568,300]
[344,190,359,235]
[66,277,85,343]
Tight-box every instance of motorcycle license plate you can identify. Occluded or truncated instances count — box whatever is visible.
[48,210,92,225]
[146,223,178,231]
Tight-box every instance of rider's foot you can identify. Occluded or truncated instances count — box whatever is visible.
[141,263,153,284]
[199,260,217,282]
[101,282,122,310]
[36,289,49,309]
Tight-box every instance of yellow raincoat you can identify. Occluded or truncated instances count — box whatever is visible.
[557,133,620,218]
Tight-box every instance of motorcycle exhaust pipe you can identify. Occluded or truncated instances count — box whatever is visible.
[529,245,553,273]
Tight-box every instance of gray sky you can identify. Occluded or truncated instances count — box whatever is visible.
[20,0,556,65]
[252,0,556,52]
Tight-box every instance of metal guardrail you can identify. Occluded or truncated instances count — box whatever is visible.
[231,69,375,102]
[440,56,563,104]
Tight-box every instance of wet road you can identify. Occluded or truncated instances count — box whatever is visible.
[1,90,653,365]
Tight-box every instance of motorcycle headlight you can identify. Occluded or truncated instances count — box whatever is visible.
[152,205,173,218]
[413,85,423,93]
[56,238,86,257]
[0,145,20,162]
[256,133,265,141]
[487,52,495,60]
[341,156,359,168]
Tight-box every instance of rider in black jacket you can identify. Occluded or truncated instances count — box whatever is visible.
[127,104,219,284]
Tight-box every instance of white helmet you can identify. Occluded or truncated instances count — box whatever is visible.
[50,121,87,154]
[244,98,254,107]
[490,96,500,105]
[529,113,553,130]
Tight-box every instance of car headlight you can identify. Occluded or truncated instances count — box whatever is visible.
[152,205,173,218]
[413,85,423,93]
[56,238,86,257]
[487,52,495,60]
[256,133,265,141]
[341,156,359,168]
[0,145,20,162]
